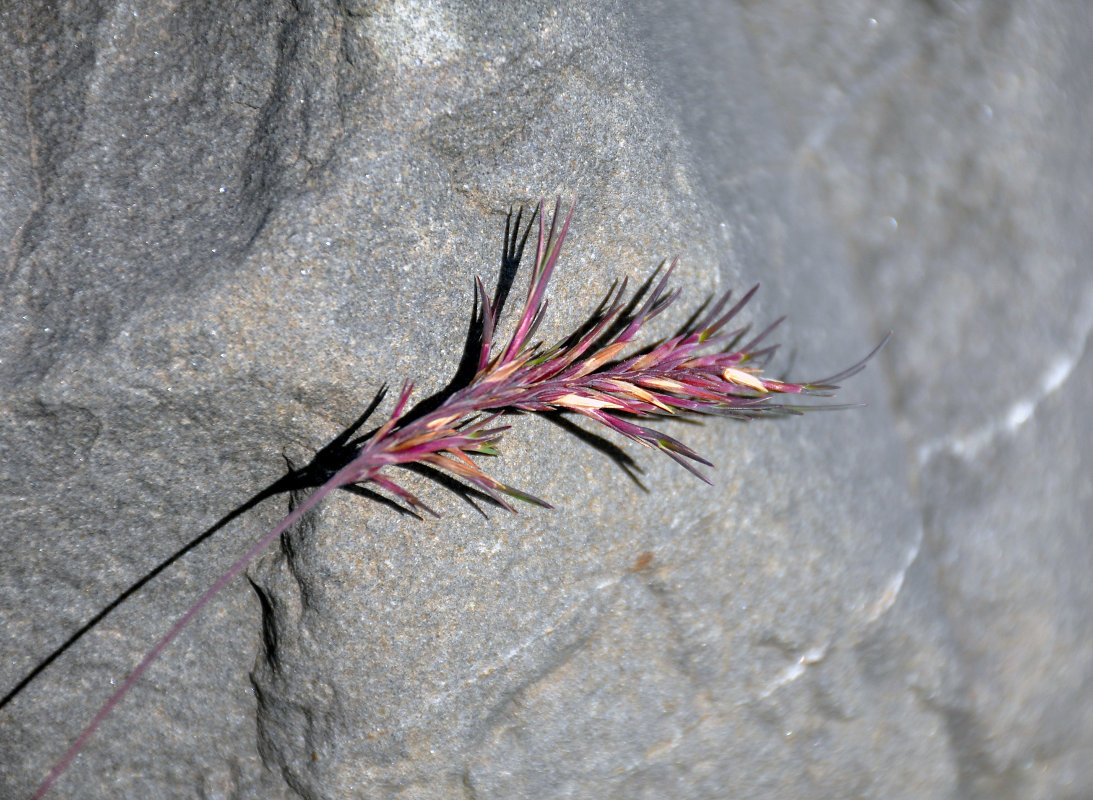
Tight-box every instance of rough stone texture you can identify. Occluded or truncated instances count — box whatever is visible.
[0,2,1088,799]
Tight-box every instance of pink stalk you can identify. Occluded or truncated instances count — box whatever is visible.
[30,473,347,800]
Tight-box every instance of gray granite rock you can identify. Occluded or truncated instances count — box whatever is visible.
[1,1,1088,799]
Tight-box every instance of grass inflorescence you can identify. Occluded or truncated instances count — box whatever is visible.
[340,199,885,512]
[30,199,886,799]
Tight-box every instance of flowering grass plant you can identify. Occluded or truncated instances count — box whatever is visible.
[349,200,883,510]
[31,199,885,798]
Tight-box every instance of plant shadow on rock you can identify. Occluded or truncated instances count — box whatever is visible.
[2,205,643,715]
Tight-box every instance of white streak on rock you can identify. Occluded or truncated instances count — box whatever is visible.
[864,526,923,625]
[918,292,1093,465]
[757,642,829,700]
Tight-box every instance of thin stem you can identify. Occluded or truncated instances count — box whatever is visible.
[30,479,341,800]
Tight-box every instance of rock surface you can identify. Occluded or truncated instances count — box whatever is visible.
[1,1,1089,798]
